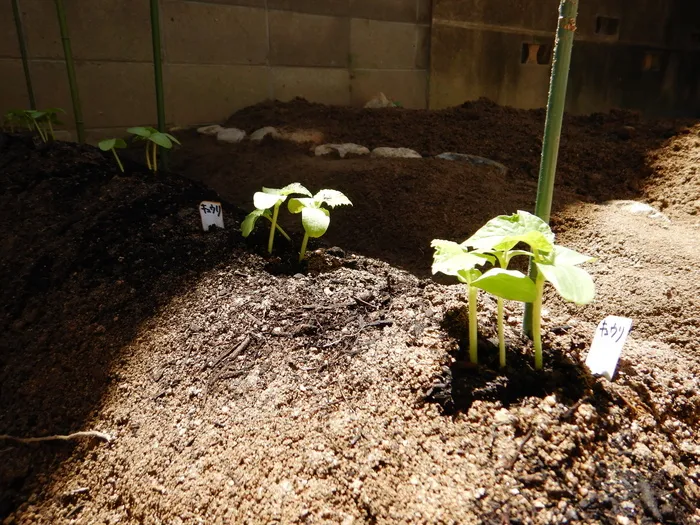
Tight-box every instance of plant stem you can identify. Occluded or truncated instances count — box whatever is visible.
[145,142,152,171]
[152,142,158,172]
[267,204,280,253]
[299,233,309,262]
[32,119,47,142]
[468,285,478,364]
[275,224,291,241]
[498,298,506,368]
[111,148,124,173]
[47,119,55,140]
[532,272,546,370]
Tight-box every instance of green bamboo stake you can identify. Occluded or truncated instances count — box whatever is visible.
[54,0,84,142]
[11,0,36,109]
[150,0,167,168]
[523,0,579,337]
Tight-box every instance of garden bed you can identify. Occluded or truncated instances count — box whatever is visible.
[0,100,699,524]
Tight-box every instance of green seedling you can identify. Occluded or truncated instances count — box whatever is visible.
[42,108,65,140]
[288,189,352,262]
[431,240,494,364]
[463,210,595,370]
[3,110,30,133]
[127,126,180,172]
[25,110,49,142]
[98,138,127,173]
[241,183,311,253]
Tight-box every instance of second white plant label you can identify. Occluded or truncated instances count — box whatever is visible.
[585,315,633,380]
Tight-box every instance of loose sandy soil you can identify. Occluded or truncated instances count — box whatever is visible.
[1,100,698,524]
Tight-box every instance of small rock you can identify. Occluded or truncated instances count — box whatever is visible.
[216,128,247,143]
[364,92,394,108]
[494,409,518,426]
[279,129,324,145]
[314,143,370,158]
[197,124,225,136]
[371,147,422,159]
[616,516,630,525]
[436,152,507,174]
[607,200,670,222]
[249,126,280,141]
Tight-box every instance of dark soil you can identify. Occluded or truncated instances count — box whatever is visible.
[1,99,699,524]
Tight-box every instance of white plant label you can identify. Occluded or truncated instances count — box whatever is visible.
[585,315,633,380]
[199,201,224,231]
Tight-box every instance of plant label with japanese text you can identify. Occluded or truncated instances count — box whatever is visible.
[585,316,633,380]
[199,201,224,231]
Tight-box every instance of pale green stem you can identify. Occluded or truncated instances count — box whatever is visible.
[498,298,506,368]
[32,119,47,142]
[267,204,280,253]
[47,118,55,140]
[145,141,152,171]
[468,285,478,364]
[111,148,124,173]
[299,233,309,262]
[152,142,158,173]
[532,271,546,370]
[262,215,291,241]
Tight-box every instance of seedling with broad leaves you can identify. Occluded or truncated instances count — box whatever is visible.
[288,189,352,262]
[3,108,65,142]
[127,126,180,173]
[241,183,311,253]
[98,138,127,173]
[432,210,595,370]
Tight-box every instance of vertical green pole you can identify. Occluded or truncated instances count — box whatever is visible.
[54,0,85,142]
[11,0,36,109]
[150,0,167,167]
[523,0,579,335]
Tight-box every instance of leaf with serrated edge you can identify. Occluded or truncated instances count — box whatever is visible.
[463,210,554,253]
[241,209,265,237]
[552,245,596,266]
[254,192,285,210]
[536,262,595,305]
[302,207,330,238]
[473,268,536,302]
[314,189,352,207]
[431,240,492,277]
[280,183,311,196]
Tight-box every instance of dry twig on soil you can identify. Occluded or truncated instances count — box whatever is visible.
[0,430,113,444]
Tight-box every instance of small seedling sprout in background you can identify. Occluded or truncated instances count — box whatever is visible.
[241,183,311,253]
[430,240,493,364]
[288,189,352,262]
[127,126,180,173]
[98,138,127,173]
[42,108,65,141]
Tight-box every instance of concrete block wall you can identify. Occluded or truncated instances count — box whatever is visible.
[430,0,700,116]
[0,0,431,141]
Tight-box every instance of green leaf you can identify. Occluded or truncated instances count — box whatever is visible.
[241,209,265,237]
[431,240,492,279]
[463,210,555,253]
[301,206,330,238]
[288,197,314,214]
[149,132,173,149]
[127,126,152,138]
[279,182,311,197]
[98,138,117,151]
[551,245,596,266]
[254,191,285,210]
[536,262,596,305]
[473,268,536,302]
[163,133,181,145]
[314,189,352,207]
[26,110,46,120]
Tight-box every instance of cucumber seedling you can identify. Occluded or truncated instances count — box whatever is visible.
[241,183,311,253]
[431,239,494,364]
[98,138,127,173]
[288,189,352,262]
[127,126,180,172]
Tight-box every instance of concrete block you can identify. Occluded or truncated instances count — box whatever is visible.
[418,0,432,24]
[0,59,31,111]
[350,0,417,23]
[268,11,349,67]
[351,69,427,108]
[267,0,350,17]
[186,0,266,7]
[272,67,350,105]
[350,19,417,69]
[163,2,268,65]
[433,0,558,34]
[0,1,21,58]
[165,64,270,126]
[415,25,430,69]
[30,61,74,126]
[21,0,152,61]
